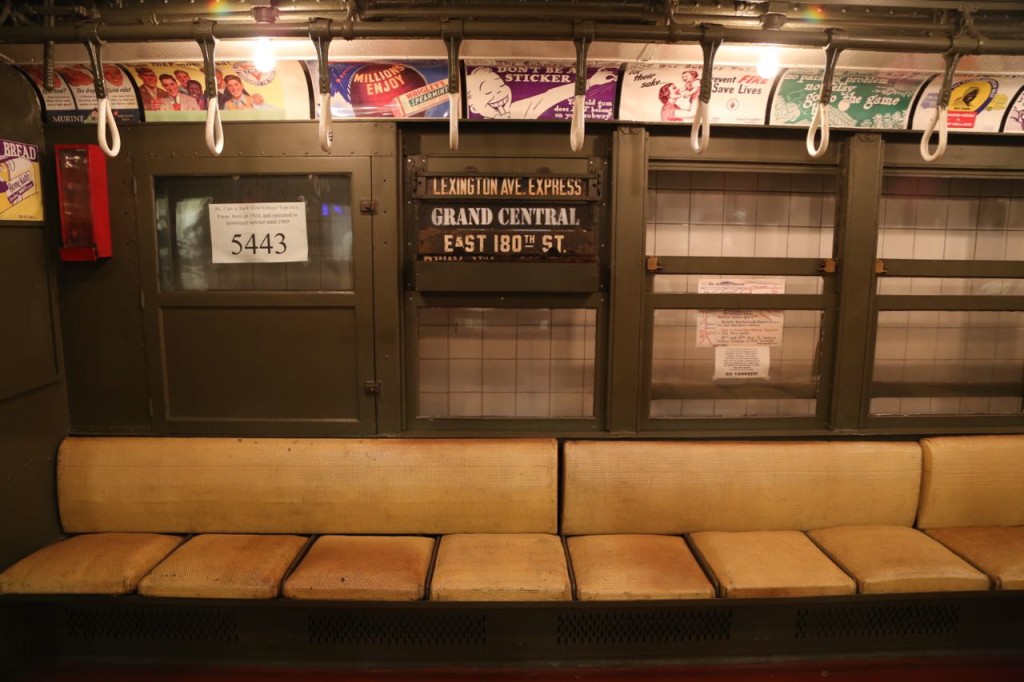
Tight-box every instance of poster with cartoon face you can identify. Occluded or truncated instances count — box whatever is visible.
[307,61,450,119]
[130,61,308,121]
[771,69,927,130]
[1005,88,1024,133]
[619,63,771,125]
[912,74,1024,132]
[17,65,76,123]
[464,62,619,121]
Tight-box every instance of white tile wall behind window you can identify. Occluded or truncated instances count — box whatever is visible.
[418,308,596,419]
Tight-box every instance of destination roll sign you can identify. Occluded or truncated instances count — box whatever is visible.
[416,174,598,262]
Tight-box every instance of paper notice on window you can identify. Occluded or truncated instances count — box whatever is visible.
[698,278,785,294]
[696,278,785,347]
[697,310,785,347]
[715,346,770,381]
[209,202,308,263]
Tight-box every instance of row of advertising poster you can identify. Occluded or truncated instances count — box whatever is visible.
[17,60,1024,133]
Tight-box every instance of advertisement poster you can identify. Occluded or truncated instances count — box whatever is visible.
[771,69,927,130]
[130,61,308,121]
[56,64,141,124]
[619,63,771,125]
[912,74,1024,132]
[18,64,140,124]
[714,346,771,380]
[464,62,618,121]
[208,202,308,263]
[1005,88,1024,133]
[0,139,43,222]
[309,61,450,119]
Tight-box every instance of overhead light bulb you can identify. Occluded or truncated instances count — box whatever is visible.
[253,38,276,73]
[756,46,780,79]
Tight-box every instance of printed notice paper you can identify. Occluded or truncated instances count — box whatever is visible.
[714,346,771,380]
[209,202,308,264]
[696,278,785,348]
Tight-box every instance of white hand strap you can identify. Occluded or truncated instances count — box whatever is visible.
[319,91,333,152]
[449,91,460,151]
[690,100,710,155]
[96,97,120,157]
[205,98,224,155]
[570,94,585,152]
[806,101,830,158]
[920,105,948,163]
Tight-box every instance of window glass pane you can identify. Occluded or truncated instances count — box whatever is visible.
[654,275,824,294]
[650,308,822,419]
[156,175,353,291]
[646,171,836,258]
[877,277,1024,296]
[877,176,1024,261]
[870,310,1024,416]
[417,307,596,419]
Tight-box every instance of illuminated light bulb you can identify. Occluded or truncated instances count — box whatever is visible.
[253,38,276,73]
[756,46,780,79]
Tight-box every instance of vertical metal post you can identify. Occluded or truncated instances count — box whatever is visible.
[830,133,884,430]
[607,126,648,433]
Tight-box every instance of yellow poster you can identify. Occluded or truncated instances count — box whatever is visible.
[0,138,43,222]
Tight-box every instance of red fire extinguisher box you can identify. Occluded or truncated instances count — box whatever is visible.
[53,144,112,261]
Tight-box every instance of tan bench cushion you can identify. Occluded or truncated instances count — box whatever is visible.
[138,534,307,599]
[563,441,921,535]
[918,435,1024,529]
[59,437,558,535]
[809,526,990,594]
[926,527,1024,590]
[567,535,713,601]
[0,533,182,595]
[283,536,435,601]
[430,534,570,602]
[689,531,855,598]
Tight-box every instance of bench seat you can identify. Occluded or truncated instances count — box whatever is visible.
[689,530,855,598]
[916,435,1024,591]
[567,534,713,601]
[283,536,436,601]
[0,533,182,596]
[430,534,571,602]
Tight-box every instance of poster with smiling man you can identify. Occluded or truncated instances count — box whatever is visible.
[464,62,619,121]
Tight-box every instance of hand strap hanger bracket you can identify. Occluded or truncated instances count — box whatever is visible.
[310,18,334,152]
[570,21,594,153]
[691,23,723,155]
[195,20,224,156]
[806,31,844,159]
[443,19,463,152]
[81,23,120,157]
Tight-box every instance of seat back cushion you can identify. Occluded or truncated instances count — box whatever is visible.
[917,435,1024,529]
[562,440,921,535]
[59,437,558,535]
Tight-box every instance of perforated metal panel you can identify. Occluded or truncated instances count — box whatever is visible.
[557,609,732,645]
[794,603,961,639]
[62,606,239,643]
[308,612,486,647]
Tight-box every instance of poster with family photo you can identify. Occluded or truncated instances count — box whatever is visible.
[17,63,140,124]
[307,61,450,119]
[129,61,308,121]
[464,62,619,121]
[618,63,771,125]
